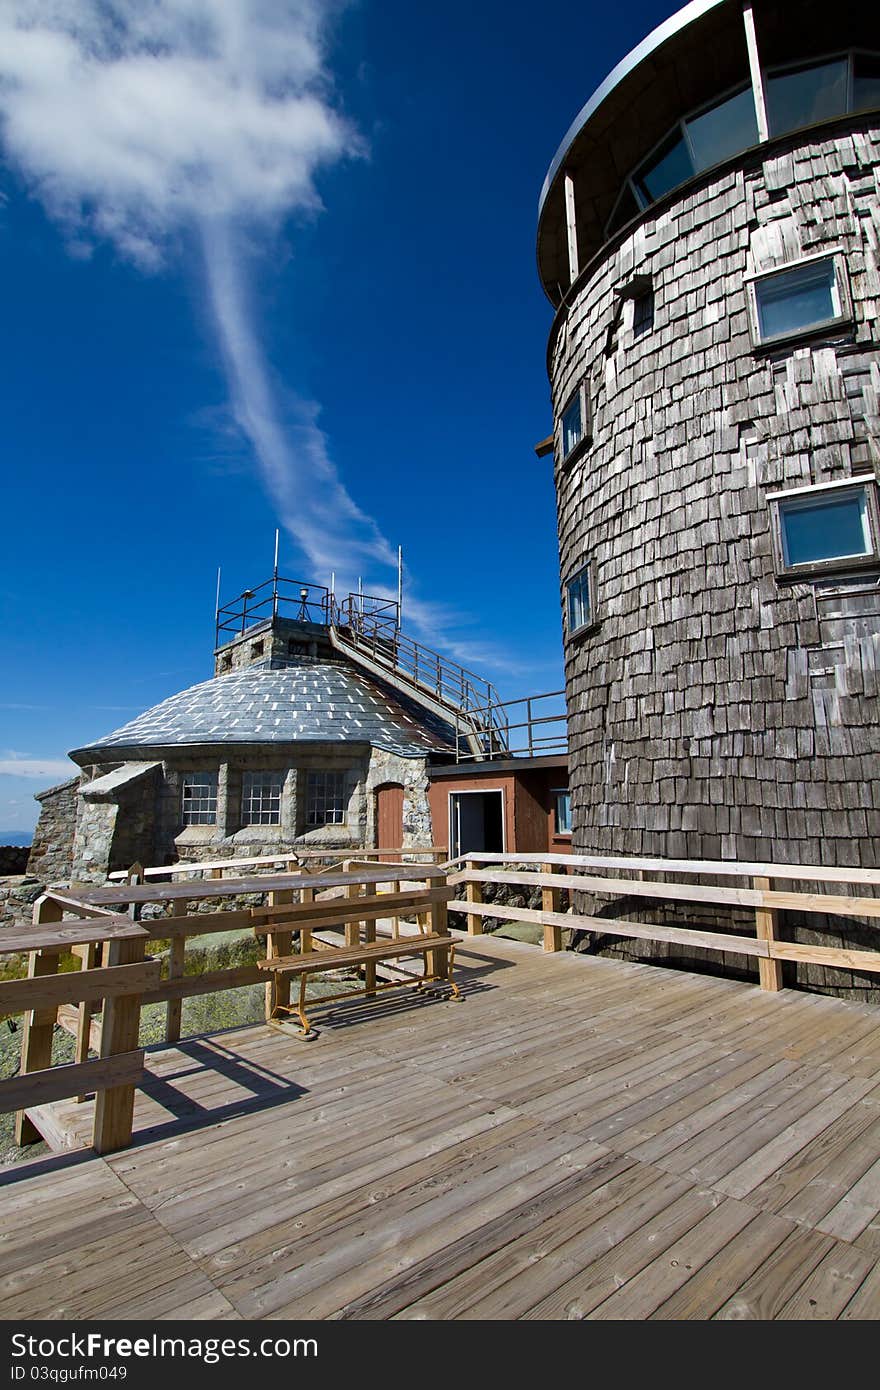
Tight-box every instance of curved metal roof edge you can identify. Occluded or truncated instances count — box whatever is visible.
[537,0,729,218]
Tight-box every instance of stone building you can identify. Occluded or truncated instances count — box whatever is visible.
[537,0,880,870]
[27,580,570,882]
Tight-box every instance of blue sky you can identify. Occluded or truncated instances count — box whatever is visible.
[0,0,673,831]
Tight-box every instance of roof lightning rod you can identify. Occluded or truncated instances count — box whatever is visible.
[397,545,403,629]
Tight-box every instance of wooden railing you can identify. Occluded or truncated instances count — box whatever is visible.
[1,862,449,1155]
[447,851,880,991]
[106,846,448,882]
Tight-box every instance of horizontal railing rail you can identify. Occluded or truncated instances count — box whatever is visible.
[106,846,448,881]
[447,851,880,986]
[453,690,568,762]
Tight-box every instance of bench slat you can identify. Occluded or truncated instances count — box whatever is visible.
[259,933,455,976]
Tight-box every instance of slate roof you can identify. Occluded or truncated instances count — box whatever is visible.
[70,662,456,761]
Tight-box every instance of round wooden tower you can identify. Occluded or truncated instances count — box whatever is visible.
[538,0,880,868]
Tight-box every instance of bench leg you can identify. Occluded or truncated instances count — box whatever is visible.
[446,943,461,1001]
[296,973,312,1037]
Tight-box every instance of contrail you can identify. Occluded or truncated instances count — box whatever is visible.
[201,216,397,582]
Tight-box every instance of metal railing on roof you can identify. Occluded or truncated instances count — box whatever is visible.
[453,689,568,763]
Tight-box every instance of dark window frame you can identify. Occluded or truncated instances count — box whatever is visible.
[552,787,572,837]
[305,769,348,828]
[557,379,592,468]
[746,251,853,351]
[564,559,598,639]
[768,479,880,580]
[240,770,284,827]
[181,771,219,827]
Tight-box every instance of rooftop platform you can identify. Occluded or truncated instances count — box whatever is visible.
[3,932,880,1320]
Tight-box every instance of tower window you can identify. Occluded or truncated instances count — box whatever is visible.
[250,640,265,659]
[306,770,347,827]
[565,562,595,636]
[241,771,283,826]
[748,255,851,347]
[632,290,654,339]
[765,57,849,138]
[768,481,880,577]
[558,381,590,465]
[181,772,218,826]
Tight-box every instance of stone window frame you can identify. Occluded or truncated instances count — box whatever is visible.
[564,559,599,640]
[767,477,880,581]
[745,248,854,352]
[556,378,592,469]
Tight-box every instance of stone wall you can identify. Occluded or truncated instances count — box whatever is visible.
[0,876,45,933]
[27,777,79,883]
[0,847,29,876]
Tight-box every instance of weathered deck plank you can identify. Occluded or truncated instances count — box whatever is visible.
[2,933,880,1320]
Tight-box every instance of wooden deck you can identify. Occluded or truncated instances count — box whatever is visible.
[4,932,880,1320]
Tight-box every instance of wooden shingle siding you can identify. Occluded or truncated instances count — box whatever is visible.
[550,122,880,995]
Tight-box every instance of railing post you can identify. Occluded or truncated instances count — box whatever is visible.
[72,941,97,1102]
[265,885,294,1020]
[14,895,63,1145]
[299,876,315,954]
[541,861,564,952]
[429,895,449,981]
[345,877,363,948]
[754,875,784,992]
[165,905,187,1043]
[93,933,147,1155]
[465,859,483,936]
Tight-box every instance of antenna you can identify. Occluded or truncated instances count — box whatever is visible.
[272,528,280,617]
[397,545,403,630]
[214,566,222,646]
[358,576,363,617]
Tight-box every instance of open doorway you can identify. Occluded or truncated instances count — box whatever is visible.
[449,790,504,859]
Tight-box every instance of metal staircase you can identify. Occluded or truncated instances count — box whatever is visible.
[329,597,509,759]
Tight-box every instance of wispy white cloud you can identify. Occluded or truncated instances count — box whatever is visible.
[0,756,76,779]
[0,2,388,583]
[0,0,515,678]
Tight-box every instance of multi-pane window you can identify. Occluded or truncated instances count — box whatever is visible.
[750,257,848,346]
[554,790,572,836]
[181,772,218,826]
[566,563,593,635]
[306,770,347,827]
[241,771,283,826]
[770,483,879,576]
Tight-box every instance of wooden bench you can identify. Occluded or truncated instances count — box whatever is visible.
[257,931,460,1036]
